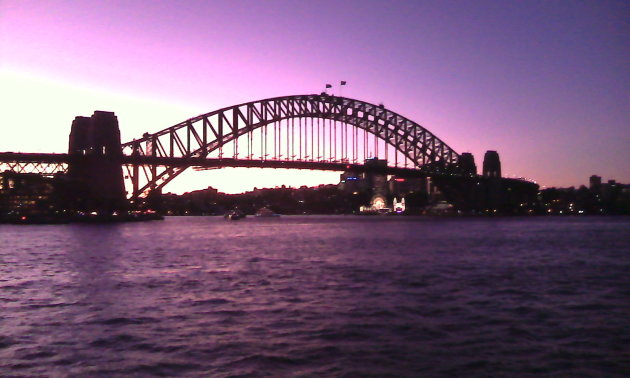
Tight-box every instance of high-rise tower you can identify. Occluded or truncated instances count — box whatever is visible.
[589,175,602,192]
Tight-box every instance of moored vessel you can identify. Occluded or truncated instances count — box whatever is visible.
[255,207,280,217]
[224,209,246,220]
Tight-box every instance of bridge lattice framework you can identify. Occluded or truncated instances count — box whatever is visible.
[123,94,459,198]
[1,94,462,199]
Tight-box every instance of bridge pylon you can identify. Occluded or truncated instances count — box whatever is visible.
[68,111,127,211]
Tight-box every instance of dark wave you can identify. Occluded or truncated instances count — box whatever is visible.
[1,216,629,376]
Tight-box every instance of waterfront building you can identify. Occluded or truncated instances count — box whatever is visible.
[338,171,367,194]
[388,177,428,197]
[364,158,388,199]
[0,172,58,221]
[393,197,406,213]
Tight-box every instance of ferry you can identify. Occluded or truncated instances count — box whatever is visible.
[255,207,280,217]
[224,209,246,220]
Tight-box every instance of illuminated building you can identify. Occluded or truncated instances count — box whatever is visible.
[338,171,366,193]
[388,177,427,197]
[365,158,388,198]
[0,171,57,220]
[393,197,406,213]
[339,159,389,209]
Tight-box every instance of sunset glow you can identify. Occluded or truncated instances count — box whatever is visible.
[1,0,628,193]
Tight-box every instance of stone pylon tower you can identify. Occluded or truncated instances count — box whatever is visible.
[68,111,126,211]
[482,150,501,178]
[458,152,477,176]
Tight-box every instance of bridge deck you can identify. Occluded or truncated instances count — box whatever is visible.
[0,152,439,178]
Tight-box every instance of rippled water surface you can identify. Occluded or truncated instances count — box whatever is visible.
[1,216,629,376]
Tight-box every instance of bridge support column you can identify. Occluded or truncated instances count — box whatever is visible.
[132,164,139,199]
[68,111,126,212]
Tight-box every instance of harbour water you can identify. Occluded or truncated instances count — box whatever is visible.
[1,216,629,376]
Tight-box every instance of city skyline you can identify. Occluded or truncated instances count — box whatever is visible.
[1,0,628,194]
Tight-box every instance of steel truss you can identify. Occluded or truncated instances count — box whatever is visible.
[121,94,460,198]
[0,153,68,176]
[0,162,67,176]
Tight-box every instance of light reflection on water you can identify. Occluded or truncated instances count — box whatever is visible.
[1,216,629,376]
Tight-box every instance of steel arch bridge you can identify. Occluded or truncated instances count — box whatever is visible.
[122,94,460,199]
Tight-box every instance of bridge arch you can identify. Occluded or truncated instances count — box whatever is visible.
[121,94,460,198]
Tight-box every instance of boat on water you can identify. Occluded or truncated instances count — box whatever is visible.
[224,209,246,220]
[357,208,391,216]
[255,207,280,218]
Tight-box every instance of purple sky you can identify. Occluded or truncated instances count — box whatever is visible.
[1,0,628,193]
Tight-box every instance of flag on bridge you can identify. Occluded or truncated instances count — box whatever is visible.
[341,81,346,85]
[325,84,332,88]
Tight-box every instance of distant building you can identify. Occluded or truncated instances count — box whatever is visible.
[589,175,602,192]
[338,158,389,198]
[338,171,366,193]
[388,177,427,197]
[364,158,388,198]
[0,172,58,220]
